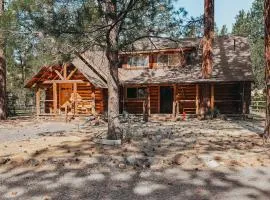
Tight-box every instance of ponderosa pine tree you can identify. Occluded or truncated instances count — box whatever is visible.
[264,0,270,141]
[10,0,187,139]
[0,0,6,120]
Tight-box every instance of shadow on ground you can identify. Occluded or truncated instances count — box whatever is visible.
[0,118,270,200]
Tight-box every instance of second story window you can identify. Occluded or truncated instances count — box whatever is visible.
[127,55,149,68]
[157,54,181,67]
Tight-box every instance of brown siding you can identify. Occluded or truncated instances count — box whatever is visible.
[123,101,144,114]
[45,87,53,113]
[149,86,159,113]
[176,84,196,114]
[214,83,242,114]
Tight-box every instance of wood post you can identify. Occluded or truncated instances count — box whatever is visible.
[53,82,58,114]
[173,101,176,118]
[173,85,177,118]
[63,64,67,79]
[265,0,270,139]
[196,84,199,114]
[148,87,151,116]
[36,87,41,118]
[73,83,77,115]
[202,0,214,79]
[211,84,214,109]
[91,90,96,115]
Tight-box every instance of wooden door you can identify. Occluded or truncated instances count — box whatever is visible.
[59,84,73,106]
[160,86,174,114]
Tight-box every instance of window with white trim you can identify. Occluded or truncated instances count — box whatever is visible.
[127,55,149,68]
[157,54,181,67]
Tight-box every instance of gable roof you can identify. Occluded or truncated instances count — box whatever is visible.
[74,36,254,86]
[72,51,108,88]
[25,36,254,89]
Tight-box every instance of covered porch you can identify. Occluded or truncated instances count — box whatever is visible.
[25,64,106,117]
[121,82,251,118]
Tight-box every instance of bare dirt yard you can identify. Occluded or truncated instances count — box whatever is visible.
[0,116,270,200]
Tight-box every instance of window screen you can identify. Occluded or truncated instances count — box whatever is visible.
[126,87,147,99]
[157,54,169,67]
[128,55,149,67]
[127,88,137,98]
[168,54,181,66]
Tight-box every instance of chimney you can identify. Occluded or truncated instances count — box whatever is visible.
[202,0,214,79]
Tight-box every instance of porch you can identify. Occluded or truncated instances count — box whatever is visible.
[121,82,251,117]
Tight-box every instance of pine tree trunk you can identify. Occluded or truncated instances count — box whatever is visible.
[202,0,214,79]
[105,0,122,140]
[0,0,6,120]
[264,0,270,139]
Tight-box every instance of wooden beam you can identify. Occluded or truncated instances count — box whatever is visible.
[53,82,57,114]
[67,68,77,80]
[196,84,199,114]
[36,87,41,117]
[63,64,67,79]
[55,70,64,80]
[43,80,85,84]
[211,84,214,109]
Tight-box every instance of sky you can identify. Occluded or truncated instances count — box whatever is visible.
[175,0,254,32]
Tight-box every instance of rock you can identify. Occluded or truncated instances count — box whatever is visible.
[125,155,153,168]
[118,163,126,169]
[0,158,11,165]
[173,154,189,165]
[126,155,137,165]
[26,158,40,167]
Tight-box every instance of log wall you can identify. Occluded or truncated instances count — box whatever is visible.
[214,83,242,114]
[176,84,197,114]
[43,68,106,115]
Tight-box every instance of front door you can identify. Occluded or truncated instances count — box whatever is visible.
[160,86,174,114]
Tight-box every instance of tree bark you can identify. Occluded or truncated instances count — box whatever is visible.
[0,0,6,120]
[104,0,122,140]
[264,0,270,140]
[202,0,214,79]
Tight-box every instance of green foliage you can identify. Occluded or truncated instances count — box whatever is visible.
[232,0,264,89]
[1,0,190,110]
[219,25,228,36]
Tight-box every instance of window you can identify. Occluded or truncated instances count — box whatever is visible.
[127,55,149,68]
[126,87,147,99]
[157,54,181,67]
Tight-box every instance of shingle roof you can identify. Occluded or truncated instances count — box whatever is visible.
[74,36,254,86]
[26,36,254,89]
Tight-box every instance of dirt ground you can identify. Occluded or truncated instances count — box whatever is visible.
[0,115,270,199]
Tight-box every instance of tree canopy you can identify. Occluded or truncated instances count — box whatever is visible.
[232,0,264,88]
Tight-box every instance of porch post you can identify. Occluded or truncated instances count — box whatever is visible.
[211,84,215,110]
[35,87,41,118]
[53,82,58,114]
[196,84,199,115]
[147,87,151,117]
[91,89,96,115]
[73,83,77,115]
[173,84,177,118]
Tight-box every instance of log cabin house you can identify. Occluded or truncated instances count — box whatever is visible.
[25,36,254,118]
